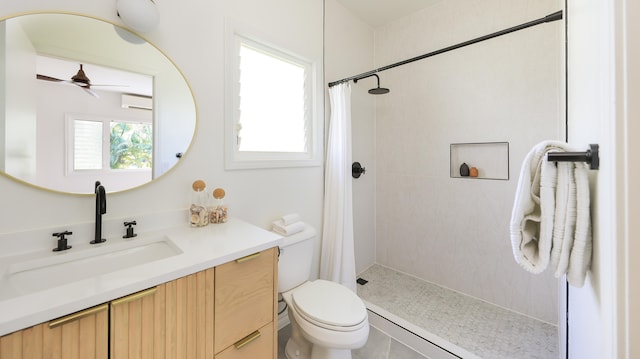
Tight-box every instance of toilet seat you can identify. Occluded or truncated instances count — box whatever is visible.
[291,280,367,332]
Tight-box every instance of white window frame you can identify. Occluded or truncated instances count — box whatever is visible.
[224,23,321,169]
[65,113,152,176]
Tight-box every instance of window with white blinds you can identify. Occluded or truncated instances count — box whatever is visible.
[225,29,320,169]
[73,119,103,170]
[237,42,307,153]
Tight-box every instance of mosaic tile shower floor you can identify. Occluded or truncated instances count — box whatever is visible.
[357,264,559,359]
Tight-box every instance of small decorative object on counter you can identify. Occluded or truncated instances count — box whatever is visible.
[209,187,228,224]
[190,180,209,227]
[460,163,470,176]
[470,167,479,177]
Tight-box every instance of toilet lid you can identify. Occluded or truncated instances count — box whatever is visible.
[291,280,367,328]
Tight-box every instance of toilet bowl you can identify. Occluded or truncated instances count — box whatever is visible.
[278,226,369,359]
[282,280,369,359]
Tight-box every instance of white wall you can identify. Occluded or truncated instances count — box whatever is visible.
[153,62,195,178]
[620,2,640,356]
[3,19,37,182]
[324,0,376,275]
[564,0,612,357]
[0,24,4,171]
[566,0,640,358]
[372,0,564,323]
[0,1,324,278]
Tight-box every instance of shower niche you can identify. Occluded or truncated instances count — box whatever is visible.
[450,142,509,180]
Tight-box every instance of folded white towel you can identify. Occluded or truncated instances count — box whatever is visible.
[272,220,305,236]
[566,163,592,287]
[280,213,301,226]
[510,140,592,287]
[510,140,565,273]
[550,162,575,277]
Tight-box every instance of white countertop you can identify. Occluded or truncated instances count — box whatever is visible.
[0,218,282,336]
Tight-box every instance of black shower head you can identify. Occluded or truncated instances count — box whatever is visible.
[369,86,390,95]
[354,73,390,95]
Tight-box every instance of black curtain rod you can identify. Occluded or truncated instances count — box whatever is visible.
[328,10,563,88]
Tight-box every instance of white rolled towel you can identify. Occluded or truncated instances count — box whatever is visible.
[272,220,305,236]
[280,213,301,226]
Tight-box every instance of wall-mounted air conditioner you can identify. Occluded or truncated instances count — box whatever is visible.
[121,94,153,110]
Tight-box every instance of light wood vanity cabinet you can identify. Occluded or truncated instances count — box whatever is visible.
[0,246,277,359]
[110,268,215,359]
[214,247,277,358]
[0,304,109,359]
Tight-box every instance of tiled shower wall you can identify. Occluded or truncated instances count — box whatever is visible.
[372,0,564,324]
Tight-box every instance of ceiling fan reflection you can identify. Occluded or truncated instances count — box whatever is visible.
[36,64,128,98]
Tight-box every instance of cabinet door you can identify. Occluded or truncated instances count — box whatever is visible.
[110,268,214,359]
[0,304,108,359]
[214,247,276,355]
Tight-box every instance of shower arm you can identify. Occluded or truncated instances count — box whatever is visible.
[353,73,390,94]
[353,73,380,85]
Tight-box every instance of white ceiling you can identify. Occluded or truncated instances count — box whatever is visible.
[336,0,442,27]
[15,13,160,97]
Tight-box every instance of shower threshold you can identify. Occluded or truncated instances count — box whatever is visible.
[357,264,559,359]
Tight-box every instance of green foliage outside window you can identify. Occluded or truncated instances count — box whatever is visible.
[110,122,152,169]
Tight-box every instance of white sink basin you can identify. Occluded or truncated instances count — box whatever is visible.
[5,236,182,296]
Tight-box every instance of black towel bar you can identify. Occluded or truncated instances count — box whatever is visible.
[547,144,599,170]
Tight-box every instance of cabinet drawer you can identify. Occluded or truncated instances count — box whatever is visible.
[215,322,273,359]
[215,248,275,353]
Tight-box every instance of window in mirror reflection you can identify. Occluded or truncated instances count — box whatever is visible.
[73,119,103,170]
[67,115,152,174]
[110,122,152,169]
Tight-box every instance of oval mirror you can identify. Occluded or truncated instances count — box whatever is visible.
[0,13,196,194]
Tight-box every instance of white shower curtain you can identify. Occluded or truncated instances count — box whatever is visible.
[320,83,356,292]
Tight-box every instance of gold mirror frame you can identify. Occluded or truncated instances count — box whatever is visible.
[0,11,197,195]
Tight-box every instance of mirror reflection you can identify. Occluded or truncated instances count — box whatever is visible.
[0,13,196,194]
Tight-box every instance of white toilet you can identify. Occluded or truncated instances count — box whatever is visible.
[278,225,369,359]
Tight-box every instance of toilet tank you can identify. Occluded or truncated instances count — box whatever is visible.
[277,224,316,293]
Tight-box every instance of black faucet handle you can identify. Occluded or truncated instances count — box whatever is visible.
[52,231,72,252]
[53,230,72,237]
[123,221,138,239]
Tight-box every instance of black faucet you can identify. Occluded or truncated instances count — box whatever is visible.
[91,181,107,244]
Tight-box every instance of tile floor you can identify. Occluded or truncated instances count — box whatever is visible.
[278,323,427,359]
[357,264,559,359]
